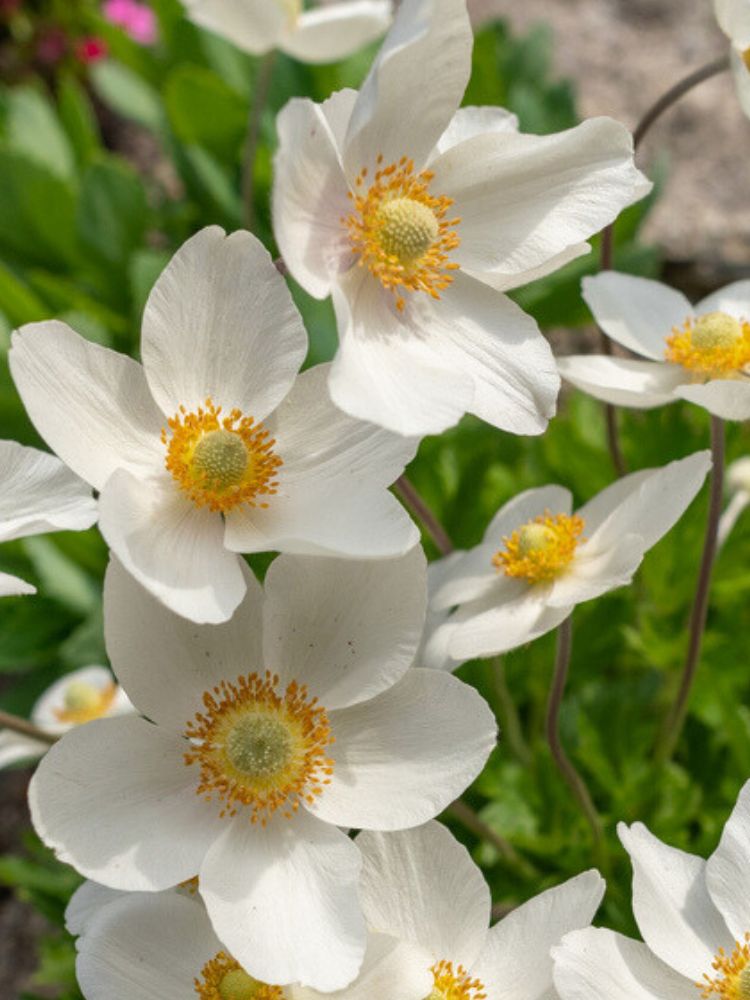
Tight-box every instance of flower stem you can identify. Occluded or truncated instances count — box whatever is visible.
[447,798,539,879]
[546,616,608,870]
[394,475,454,555]
[485,657,532,767]
[655,416,725,763]
[0,709,57,745]
[241,51,277,233]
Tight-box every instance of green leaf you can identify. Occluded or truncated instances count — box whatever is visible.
[0,261,49,326]
[177,143,242,226]
[90,60,164,132]
[57,74,102,169]
[77,156,148,266]
[4,86,75,180]
[0,151,78,268]
[129,248,170,317]
[164,65,248,162]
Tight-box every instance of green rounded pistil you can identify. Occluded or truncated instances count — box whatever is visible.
[219,969,262,1000]
[377,197,438,264]
[692,311,742,350]
[192,429,249,491]
[225,716,293,778]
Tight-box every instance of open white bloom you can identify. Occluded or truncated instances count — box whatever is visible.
[423,452,711,663]
[718,456,750,545]
[713,0,750,117]
[183,0,392,63]
[558,273,750,420]
[0,665,132,769]
[273,0,649,437]
[30,550,496,991]
[553,778,750,1000]
[69,881,431,1000]
[0,440,96,597]
[356,821,605,1000]
[9,227,419,625]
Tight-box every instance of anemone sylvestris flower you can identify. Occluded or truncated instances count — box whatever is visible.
[30,550,496,991]
[9,227,419,625]
[273,0,649,437]
[713,0,750,118]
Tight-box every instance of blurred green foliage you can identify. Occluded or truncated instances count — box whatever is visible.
[0,4,741,998]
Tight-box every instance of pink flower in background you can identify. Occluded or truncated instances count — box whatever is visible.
[103,0,158,45]
[76,36,109,64]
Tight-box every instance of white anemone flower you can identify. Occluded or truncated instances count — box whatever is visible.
[183,0,392,64]
[9,227,419,625]
[558,273,750,421]
[0,440,96,597]
[713,0,750,118]
[553,778,750,1000]
[0,665,132,769]
[69,881,431,1000]
[718,456,750,546]
[355,821,605,1000]
[30,549,496,991]
[272,0,650,438]
[423,452,711,663]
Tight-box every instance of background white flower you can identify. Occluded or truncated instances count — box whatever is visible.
[9,227,419,625]
[718,456,750,545]
[424,452,711,663]
[553,778,750,1000]
[273,0,649,437]
[0,440,97,598]
[183,0,392,64]
[713,0,750,117]
[29,549,496,991]
[559,272,750,420]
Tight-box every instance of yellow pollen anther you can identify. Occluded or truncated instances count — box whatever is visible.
[54,680,117,725]
[493,512,584,583]
[184,671,334,825]
[427,960,486,1000]
[344,156,461,311]
[162,398,282,513]
[665,311,750,378]
[195,951,285,1000]
[743,47,750,72]
[699,934,750,1000]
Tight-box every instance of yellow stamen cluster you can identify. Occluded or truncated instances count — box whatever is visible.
[53,680,117,725]
[184,671,334,825]
[195,950,285,1000]
[743,48,750,72]
[493,512,585,583]
[428,960,487,1000]
[699,935,750,1000]
[665,311,750,379]
[163,398,281,513]
[345,155,461,311]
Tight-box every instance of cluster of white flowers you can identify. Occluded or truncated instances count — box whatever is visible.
[1,0,749,998]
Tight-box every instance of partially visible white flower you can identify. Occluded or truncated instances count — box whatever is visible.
[30,550,496,991]
[273,0,649,437]
[713,0,750,118]
[553,777,750,1000]
[417,553,467,672]
[356,821,605,1000]
[0,440,96,598]
[718,456,750,546]
[558,273,750,421]
[0,665,133,769]
[425,452,711,663]
[182,0,392,63]
[10,227,419,625]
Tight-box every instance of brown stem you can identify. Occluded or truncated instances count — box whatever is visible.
[0,709,57,745]
[241,51,277,232]
[447,798,538,879]
[655,416,725,763]
[546,617,608,869]
[394,476,454,556]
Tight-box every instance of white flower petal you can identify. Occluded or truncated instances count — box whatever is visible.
[280,1,391,63]
[474,243,591,295]
[694,279,750,319]
[714,0,750,46]
[730,48,750,118]
[0,730,45,767]
[430,119,647,279]
[718,489,750,547]
[182,0,284,54]
[433,106,519,156]
[552,927,694,1000]
[618,821,731,980]
[545,535,645,608]
[29,716,224,891]
[98,469,246,625]
[308,669,496,830]
[32,665,118,731]
[342,0,472,181]
[706,779,750,941]
[473,870,605,1000]
[445,589,553,659]
[356,822,490,969]
[9,322,163,491]
[580,272,691,361]
[224,364,419,558]
[141,228,306,421]
[200,809,366,991]
[674,379,750,421]
[103,557,262,731]
[273,92,355,298]
[557,355,685,409]
[0,571,35,597]
[75,891,219,1000]
[66,881,127,936]
[262,548,425,711]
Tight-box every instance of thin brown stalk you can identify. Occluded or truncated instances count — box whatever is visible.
[395,475,454,555]
[0,709,57,745]
[447,798,538,879]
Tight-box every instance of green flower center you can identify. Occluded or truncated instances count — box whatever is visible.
[691,311,743,351]
[517,523,557,556]
[63,681,101,714]
[224,715,294,778]
[377,197,439,264]
[191,429,250,491]
[219,970,264,1000]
